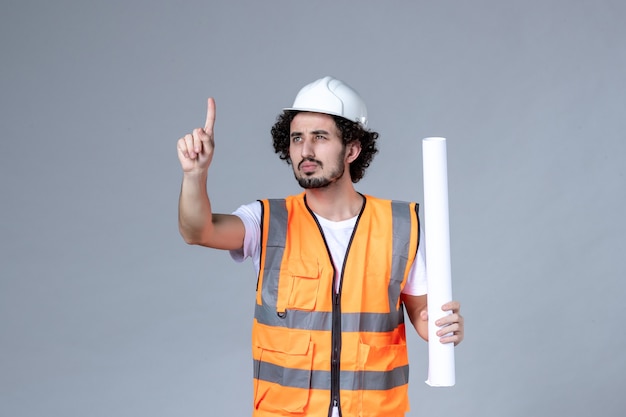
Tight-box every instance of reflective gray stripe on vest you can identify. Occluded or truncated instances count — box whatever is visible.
[389,200,413,314]
[255,305,404,332]
[253,360,409,391]
[259,199,288,312]
[255,198,415,332]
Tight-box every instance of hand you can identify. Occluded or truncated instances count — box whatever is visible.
[420,300,464,346]
[177,98,216,174]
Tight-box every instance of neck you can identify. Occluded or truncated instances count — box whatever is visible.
[303,181,364,221]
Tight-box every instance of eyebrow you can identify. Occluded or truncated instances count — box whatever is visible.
[290,129,331,137]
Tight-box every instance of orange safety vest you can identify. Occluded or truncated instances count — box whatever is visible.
[252,193,420,417]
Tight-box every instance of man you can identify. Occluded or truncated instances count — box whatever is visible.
[177,76,464,417]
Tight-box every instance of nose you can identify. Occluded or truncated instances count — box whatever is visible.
[301,138,314,158]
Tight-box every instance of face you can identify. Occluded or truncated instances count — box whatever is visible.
[289,112,358,189]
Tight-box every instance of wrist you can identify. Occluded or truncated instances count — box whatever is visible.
[182,169,208,182]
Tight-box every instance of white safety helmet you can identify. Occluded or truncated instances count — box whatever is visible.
[284,76,368,127]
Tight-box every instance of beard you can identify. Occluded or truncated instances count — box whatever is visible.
[294,149,346,189]
[296,167,345,189]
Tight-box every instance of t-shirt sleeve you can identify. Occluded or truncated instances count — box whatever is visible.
[229,201,262,264]
[401,226,427,296]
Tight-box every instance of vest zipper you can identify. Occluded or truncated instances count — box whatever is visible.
[330,289,342,417]
[304,195,366,417]
[305,205,342,417]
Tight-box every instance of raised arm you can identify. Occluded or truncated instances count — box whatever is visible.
[177,98,245,250]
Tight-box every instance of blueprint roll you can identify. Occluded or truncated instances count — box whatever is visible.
[422,137,456,387]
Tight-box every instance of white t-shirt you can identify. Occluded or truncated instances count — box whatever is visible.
[230,201,427,296]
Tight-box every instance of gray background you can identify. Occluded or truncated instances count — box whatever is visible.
[1,0,625,416]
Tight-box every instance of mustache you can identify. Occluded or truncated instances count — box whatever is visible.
[298,157,322,169]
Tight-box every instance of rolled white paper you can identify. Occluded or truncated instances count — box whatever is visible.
[422,137,456,387]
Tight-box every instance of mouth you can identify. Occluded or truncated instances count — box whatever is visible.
[298,159,320,173]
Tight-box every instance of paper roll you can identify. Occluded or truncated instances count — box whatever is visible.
[422,137,456,387]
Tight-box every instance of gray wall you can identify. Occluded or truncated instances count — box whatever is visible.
[1,1,624,416]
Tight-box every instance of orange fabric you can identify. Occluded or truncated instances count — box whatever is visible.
[252,193,419,417]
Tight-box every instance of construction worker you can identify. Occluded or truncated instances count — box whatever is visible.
[177,76,464,417]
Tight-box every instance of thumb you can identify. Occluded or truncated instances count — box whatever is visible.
[204,97,216,134]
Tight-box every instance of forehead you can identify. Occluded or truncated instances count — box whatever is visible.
[290,112,338,133]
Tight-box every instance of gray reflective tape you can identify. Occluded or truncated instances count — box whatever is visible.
[255,304,333,330]
[342,309,405,333]
[341,365,409,390]
[389,201,413,313]
[255,304,404,332]
[258,199,288,312]
[254,360,409,391]
[254,359,317,389]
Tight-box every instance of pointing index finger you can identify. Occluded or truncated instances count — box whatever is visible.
[204,97,216,135]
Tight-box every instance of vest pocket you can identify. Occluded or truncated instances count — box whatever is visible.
[281,259,320,311]
[357,340,410,415]
[360,341,408,372]
[254,328,314,413]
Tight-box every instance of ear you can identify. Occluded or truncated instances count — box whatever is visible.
[345,141,362,163]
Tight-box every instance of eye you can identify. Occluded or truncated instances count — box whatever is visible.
[315,135,326,141]
[292,136,302,143]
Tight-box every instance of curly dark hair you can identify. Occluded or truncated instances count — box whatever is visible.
[270,111,379,183]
